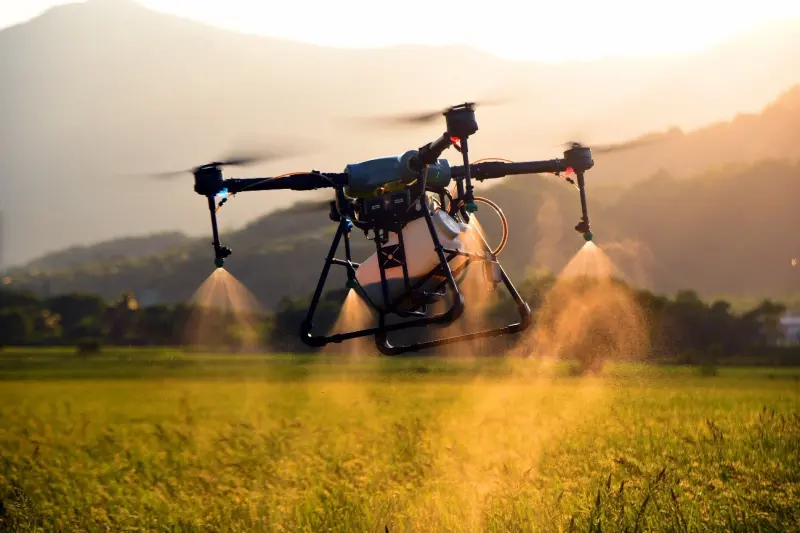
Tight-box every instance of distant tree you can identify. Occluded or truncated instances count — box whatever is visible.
[0,288,40,309]
[272,289,351,352]
[70,315,107,342]
[133,304,177,345]
[706,300,738,355]
[46,293,107,341]
[106,291,140,344]
[0,308,35,346]
[0,275,794,359]
[741,299,787,347]
[34,309,63,342]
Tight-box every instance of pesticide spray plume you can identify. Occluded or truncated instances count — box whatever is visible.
[434,213,506,360]
[182,268,265,352]
[373,225,638,528]
[530,195,569,273]
[594,239,657,289]
[402,240,652,527]
[517,240,651,375]
[255,215,648,530]
[363,200,650,527]
[324,289,376,359]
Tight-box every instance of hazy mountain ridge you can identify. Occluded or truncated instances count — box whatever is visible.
[591,83,800,185]
[2,0,799,266]
[22,231,194,272]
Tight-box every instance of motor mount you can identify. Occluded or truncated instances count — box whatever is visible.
[563,143,594,173]
[193,164,225,196]
[444,103,479,140]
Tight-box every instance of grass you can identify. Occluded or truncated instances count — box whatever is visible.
[0,348,798,532]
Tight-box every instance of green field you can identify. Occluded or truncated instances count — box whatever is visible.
[0,349,798,532]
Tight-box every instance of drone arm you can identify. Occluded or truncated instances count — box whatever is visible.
[453,156,595,242]
[223,172,347,193]
[412,133,454,169]
[453,159,569,180]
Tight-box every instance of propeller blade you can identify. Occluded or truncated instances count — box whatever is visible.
[356,108,444,127]
[213,143,313,167]
[209,154,271,168]
[124,138,319,179]
[118,169,189,179]
[591,137,666,154]
[396,109,446,125]
[563,130,679,155]
[354,98,511,127]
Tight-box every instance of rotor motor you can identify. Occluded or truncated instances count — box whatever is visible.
[444,104,479,139]
[193,165,225,197]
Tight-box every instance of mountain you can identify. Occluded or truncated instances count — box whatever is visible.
[586,83,800,189]
[22,231,192,271]
[1,0,799,267]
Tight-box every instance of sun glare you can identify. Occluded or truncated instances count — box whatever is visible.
[143,0,800,61]
[3,0,800,62]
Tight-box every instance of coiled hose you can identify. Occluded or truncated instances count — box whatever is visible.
[471,196,508,256]
[444,183,509,256]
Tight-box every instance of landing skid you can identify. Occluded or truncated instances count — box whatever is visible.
[299,203,532,356]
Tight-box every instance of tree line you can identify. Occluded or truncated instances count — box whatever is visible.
[0,272,796,367]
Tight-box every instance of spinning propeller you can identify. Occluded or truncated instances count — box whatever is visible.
[562,131,677,155]
[354,98,510,127]
[138,153,275,179]
[129,141,317,180]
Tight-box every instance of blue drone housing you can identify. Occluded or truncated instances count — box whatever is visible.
[344,150,452,196]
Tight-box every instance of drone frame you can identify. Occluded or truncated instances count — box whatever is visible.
[298,103,532,355]
[187,102,596,356]
[298,169,532,356]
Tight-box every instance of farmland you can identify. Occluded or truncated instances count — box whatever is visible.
[0,349,798,532]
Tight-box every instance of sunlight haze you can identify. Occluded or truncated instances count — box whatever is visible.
[1,0,800,528]
[3,0,800,61]
[1,0,799,271]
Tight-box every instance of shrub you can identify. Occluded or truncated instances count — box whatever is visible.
[76,339,103,355]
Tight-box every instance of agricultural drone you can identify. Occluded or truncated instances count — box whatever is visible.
[155,102,638,355]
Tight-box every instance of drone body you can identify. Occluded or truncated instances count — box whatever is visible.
[344,152,452,196]
[353,200,476,312]
[181,103,598,355]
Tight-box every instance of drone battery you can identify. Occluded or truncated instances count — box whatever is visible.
[363,196,387,223]
[388,191,410,215]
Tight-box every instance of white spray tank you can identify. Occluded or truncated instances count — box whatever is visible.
[354,195,483,311]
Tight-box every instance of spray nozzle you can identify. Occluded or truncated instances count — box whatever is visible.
[213,245,232,268]
[574,218,593,241]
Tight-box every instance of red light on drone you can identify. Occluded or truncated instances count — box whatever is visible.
[566,167,574,174]
[450,136,460,144]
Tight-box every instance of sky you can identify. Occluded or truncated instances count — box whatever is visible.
[2,0,800,62]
